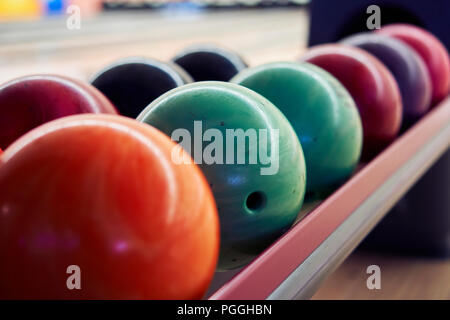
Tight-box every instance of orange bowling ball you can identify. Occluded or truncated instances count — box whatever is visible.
[0,114,219,299]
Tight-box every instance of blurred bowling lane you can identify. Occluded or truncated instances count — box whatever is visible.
[0,8,309,84]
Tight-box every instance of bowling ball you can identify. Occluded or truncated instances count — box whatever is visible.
[91,57,192,118]
[138,81,306,270]
[0,114,219,299]
[342,33,432,123]
[377,24,450,106]
[232,62,362,196]
[172,44,248,82]
[301,44,403,160]
[0,75,117,150]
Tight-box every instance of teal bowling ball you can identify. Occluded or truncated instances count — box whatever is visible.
[137,81,306,270]
[232,62,363,196]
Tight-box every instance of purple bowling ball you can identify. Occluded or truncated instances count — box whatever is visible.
[341,33,432,123]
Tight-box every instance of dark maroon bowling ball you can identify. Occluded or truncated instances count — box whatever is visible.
[0,75,117,150]
[301,44,403,160]
[377,24,450,106]
[341,33,432,125]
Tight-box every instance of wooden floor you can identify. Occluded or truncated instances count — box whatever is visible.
[1,8,448,300]
[312,252,450,300]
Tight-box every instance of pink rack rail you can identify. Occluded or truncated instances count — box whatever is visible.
[207,96,450,300]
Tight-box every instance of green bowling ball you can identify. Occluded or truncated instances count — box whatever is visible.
[231,62,362,196]
[137,81,306,270]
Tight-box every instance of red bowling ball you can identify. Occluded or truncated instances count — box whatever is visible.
[301,44,403,160]
[377,24,450,106]
[0,75,117,150]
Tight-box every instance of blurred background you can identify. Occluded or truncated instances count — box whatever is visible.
[0,0,448,300]
[0,0,309,84]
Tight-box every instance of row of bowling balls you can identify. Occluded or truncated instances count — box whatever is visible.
[0,23,449,299]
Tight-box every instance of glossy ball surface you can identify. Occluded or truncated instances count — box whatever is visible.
[232,62,362,195]
[0,114,219,299]
[138,81,306,270]
[342,33,432,121]
[377,24,450,106]
[301,44,403,160]
[172,44,248,82]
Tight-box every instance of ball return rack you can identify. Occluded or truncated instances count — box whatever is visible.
[206,96,450,300]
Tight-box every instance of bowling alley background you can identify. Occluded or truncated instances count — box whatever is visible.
[0,0,449,301]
